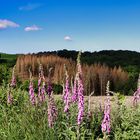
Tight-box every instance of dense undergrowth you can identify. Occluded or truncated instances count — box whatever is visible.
[0,86,140,140]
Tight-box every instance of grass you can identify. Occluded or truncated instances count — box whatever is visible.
[0,85,140,140]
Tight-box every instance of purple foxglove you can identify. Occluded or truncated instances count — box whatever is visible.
[38,64,46,103]
[71,74,78,102]
[29,80,36,105]
[101,95,111,134]
[7,92,13,105]
[76,52,84,125]
[77,77,84,125]
[10,66,16,87]
[63,66,70,113]
[133,74,140,106]
[48,94,58,128]
[40,81,46,102]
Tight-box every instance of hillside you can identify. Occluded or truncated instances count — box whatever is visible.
[36,50,140,68]
[0,53,18,67]
[1,50,140,68]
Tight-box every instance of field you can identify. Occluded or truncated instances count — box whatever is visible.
[0,86,140,140]
[0,53,140,140]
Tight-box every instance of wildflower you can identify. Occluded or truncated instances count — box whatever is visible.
[46,67,58,127]
[71,74,78,102]
[101,81,111,134]
[10,66,16,87]
[48,93,58,128]
[77,75,84,125]
[63,65,70,113]
[77,52,84,125]
[29,70,36,105]
[7,92,13,105]
[40,81,46,102]
[7,66,16,105]
[133,74,140,106]
[29,81,36,105]
[38,64,46,103]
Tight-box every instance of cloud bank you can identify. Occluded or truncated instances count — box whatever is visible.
[24,25,42,32]
[0,19,19,29]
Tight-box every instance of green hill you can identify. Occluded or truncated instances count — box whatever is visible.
[0,53,17,67]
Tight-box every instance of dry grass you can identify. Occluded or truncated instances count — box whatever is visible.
[55,95,134,110]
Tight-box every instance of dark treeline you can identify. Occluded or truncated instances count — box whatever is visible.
[36,49,140,68]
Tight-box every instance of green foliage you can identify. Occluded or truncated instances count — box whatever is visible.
[52,84,63,94]
[0,53,17,67]
[21,80,63,95]
[1,50,140,95]
[112,106,140,140]
[0,86,139,139]
[0,65,11,86]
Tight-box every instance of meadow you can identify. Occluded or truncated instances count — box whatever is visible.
[0,52,140,140]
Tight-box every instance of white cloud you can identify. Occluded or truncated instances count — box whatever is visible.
[19,3,42,11]
[0,19,19,29]
[64,36,72,41]
[24,25,42,32]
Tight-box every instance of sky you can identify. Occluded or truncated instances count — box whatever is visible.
[0,0,140,54]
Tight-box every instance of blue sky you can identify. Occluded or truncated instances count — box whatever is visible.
[0,0,140,53]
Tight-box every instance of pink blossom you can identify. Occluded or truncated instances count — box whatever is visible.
[77,77,84,125]
[63,67,70,113]
[48,94,58,128]
[7,92,13,105]
[29,80,36,105]
[76,52,84,125]
[101,96,111,134]
[10,66,16,87]
[38,64,46,103]
[71,74,78,102]
[133,74,140,106]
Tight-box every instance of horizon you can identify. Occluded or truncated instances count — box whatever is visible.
[0,0,140,53]
[1,49,140,55]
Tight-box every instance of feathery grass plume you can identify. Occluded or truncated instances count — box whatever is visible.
[63,64,70,113]
[133,74,140,106]
[38,63,46,103]
[29,69,36,105]
[10,65,16,87]
[77,51,84,125]
[47,93,58,128]
[101,81,111,135]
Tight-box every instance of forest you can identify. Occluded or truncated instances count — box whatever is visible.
[0,49,140,95]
